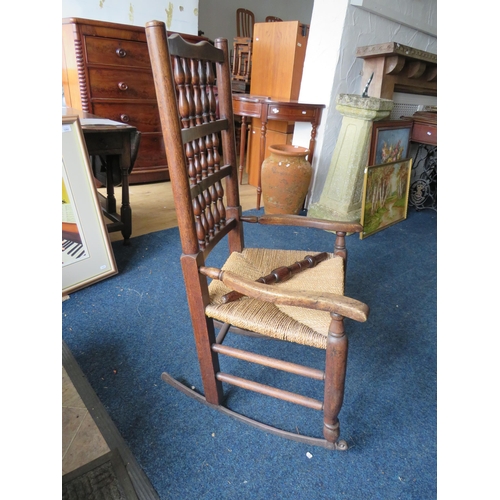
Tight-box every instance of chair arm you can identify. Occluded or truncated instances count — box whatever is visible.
[240,214,363,234]
[201,267,369,323]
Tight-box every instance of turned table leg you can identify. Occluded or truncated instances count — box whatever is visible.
[238,116,248,184]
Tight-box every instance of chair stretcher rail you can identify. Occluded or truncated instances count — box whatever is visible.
[216,372,324,411]
[212,344,325,380]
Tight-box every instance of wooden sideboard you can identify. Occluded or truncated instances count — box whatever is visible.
[62,17,206,184]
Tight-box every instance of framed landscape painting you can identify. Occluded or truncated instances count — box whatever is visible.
[62,115,117,296]
[360,158,413,239]
[369,120,413,165]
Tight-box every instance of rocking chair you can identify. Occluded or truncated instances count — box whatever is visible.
[145,21,369,450]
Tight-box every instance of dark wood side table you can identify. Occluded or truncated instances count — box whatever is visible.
[62,107,141,243]
[232,94,325,210]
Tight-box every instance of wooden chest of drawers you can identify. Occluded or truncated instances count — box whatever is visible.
[62,17,205,183]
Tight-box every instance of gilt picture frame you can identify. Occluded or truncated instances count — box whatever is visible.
[369,120,413,165]
[62,115,117,295]
[360,158,413,239]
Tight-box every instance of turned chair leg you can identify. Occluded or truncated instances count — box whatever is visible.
[181,255,224,405]
[323,313,349,450]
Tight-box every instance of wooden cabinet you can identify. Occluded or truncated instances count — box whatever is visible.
[62,18,205,184]
[245,21,309,181]
[250,21,308,101]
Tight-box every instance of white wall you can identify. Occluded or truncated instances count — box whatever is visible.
[294,0,437,206]
[61,0,199,34]
[350,0,437,36]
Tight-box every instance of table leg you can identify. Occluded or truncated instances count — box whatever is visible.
[105,157,117,214]
[239,116,247,184]
[308,123,319,166]
[257,120,267,210]
[105,155,132,244]
[119,157,132,243]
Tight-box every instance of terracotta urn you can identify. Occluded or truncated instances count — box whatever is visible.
[261,144,312,214]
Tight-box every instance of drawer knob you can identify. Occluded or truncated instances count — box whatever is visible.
[116,48,127,58]
[118,82,129,91]
[120,114,130,123]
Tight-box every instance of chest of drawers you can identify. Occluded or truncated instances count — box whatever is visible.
[62,17,205,183]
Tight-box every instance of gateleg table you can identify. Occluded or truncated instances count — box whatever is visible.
[62,107,141,243]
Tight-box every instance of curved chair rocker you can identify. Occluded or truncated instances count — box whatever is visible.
[145,21,369,450]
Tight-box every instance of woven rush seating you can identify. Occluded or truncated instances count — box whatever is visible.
[206,249,343,349]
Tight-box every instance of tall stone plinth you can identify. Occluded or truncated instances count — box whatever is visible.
[308,94,393,223]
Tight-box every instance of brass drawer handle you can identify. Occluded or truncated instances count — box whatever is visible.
[120,114,130,123]
[116,48,127,58]
[118,82,129,91]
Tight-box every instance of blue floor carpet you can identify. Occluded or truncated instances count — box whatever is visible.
[62,208,437,499]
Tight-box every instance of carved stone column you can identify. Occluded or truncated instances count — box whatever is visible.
[308,94,393,223]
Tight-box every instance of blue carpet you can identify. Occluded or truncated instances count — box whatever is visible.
[62,208,437,499]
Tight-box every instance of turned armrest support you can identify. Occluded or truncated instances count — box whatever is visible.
[240,214,363,234]
[200,267,369,323]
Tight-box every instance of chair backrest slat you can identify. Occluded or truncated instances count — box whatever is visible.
[168,33,225,62]
[190,164,233,200]
[181,119,229,144]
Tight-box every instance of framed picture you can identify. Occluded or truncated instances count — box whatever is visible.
[369,120,413,165]
[62,116,117,295]
[360,158,413,239]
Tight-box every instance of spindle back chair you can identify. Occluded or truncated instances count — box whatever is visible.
[236,8,255,38]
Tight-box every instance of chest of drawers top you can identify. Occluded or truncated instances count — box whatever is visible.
[64,17,148,40]
[63,17,203,53]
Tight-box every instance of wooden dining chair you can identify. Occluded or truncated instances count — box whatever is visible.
[236,8,255,38]
[145,20,369,450]
[232,9,254,93]
[265,16,283,22]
